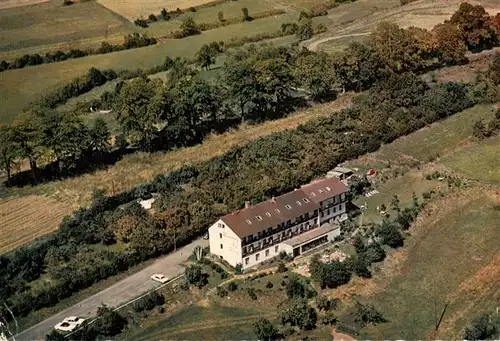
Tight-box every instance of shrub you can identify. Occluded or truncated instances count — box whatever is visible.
[321,311,337,325]
[227,281,238,291]
[353,300,387,327]
[316,295,332,311]
[133,291,165,312]
[247,287,257,300]
[277,261,287,273]
[216,286,228,297]
[286,276,306,299]
[265,281,274,288]
[134,19,149,27]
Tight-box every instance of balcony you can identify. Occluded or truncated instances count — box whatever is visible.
[242,223,320,257]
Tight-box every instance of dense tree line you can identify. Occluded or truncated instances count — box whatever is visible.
[0,33,156,73]
[1,2,500,320]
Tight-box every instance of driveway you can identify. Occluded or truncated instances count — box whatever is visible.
[13,238,209,341]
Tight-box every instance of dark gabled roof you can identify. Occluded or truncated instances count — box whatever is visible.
[221,178,348,238]
[300,177,348,205]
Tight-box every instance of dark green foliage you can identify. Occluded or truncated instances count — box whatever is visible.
[279,299,317,330]
[309,256,351,289]
[363,243,386,264]
[227,281,238,291]
[247,287,257,300]
[134,18,149,27]
[352,257,372,278]
[353,300,387,327]
[235,263,243,274]
[315,295,332,311]
[241,7,251,21]
[149,14,158,21]
[45,330,66,341]
[277,261,288,273]
[185,265,208,288]
[132,291,165,312]
[473,119,489,139]
[266,281,274,288]
[161,8,170,20]
[216,286,228,297]
[253,318,280,341]
[296,19,314,40]
[348,175,371,198]
[375,220,404,248]
[463,313,500,340]
[320,311,337,326]
[180,17,200,37]
[286,276,306,299]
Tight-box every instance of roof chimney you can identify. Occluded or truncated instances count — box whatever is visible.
[271,197,276,203]
[245,201,250,208]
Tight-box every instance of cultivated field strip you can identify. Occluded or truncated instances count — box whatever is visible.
[0,196,73,254]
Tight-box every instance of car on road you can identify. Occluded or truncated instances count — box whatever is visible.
[54,316,86,332]
[151,273,169,283]
[203,233,209,240]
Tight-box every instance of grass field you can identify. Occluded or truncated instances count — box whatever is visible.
[0,0,135,58]
[358,190,500,339]
[0,12,306,124]
[353,170,442,224]
[442,135,500,184]
[355,104,495,164]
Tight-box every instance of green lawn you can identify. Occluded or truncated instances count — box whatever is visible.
[372,105,495,162]
[126,304,260,340]
[357,195,500,339]
[442,135,500,184]
[0,0,135,58]
[353,170,442,224]
[142,0,280,36]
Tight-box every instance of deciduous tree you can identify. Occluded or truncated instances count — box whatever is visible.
[253,318,280,341]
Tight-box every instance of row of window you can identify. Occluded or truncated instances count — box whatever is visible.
[245,198,312,225]
[244,245,280,265]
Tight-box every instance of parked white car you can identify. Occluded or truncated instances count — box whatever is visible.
[151,273,169,283]
[54,316,86,332]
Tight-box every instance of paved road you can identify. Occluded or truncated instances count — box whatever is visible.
[13,239,209,341]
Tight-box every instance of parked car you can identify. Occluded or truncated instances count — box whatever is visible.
[203,233,209,240]
[54,316,86,332]
[151,273,169,283]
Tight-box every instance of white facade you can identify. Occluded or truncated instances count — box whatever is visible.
[208,219,242,267]
[209,178,349,270]
[209,202,346,270]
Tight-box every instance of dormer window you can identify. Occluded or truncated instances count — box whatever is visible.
[311,192,316,197]
[275,208,281,213]
[265,212,271,217]
[296,201,302,206]
[246,219,252,225]
[318,189,324,193]
[256,215,262,221]
[285,205,292,210]
[326,186,331,191]
[303,198,309,203]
